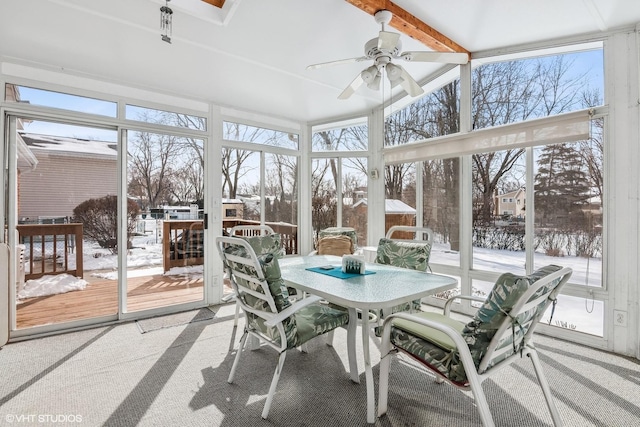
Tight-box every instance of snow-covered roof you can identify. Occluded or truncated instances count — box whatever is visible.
[353,198,416,214]
[19,133,117,159]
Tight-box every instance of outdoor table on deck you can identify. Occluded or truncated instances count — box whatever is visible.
[279,255,458,424]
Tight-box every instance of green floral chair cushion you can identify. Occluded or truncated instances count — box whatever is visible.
[461,264,564,373]
[293,304,349,346]
[224,239,349,349]
[223,242,297,346]
[381,265,564,385]
[241,233,299,297]
[375,237,432,316]
[241,233,284,259]
[375,238,431,271]
[381,312,467,383]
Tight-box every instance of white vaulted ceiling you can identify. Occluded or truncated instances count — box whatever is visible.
[2,0,640,123]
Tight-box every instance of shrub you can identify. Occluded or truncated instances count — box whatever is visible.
[73,195,140,253]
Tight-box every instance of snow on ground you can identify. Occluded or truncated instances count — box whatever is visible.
[18,273,87,300]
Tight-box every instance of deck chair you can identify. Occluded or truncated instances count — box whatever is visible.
[377,265,573,427]
[374,226,434,318]
[217,236,355,419]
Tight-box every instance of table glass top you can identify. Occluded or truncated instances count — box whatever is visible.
[279,255,457,309]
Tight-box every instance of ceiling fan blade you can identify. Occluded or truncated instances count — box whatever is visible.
[378,31,400,51]
[400,51,469,65]
[306,56,368,70]
[399,67,425,97]
[338,72,364,100]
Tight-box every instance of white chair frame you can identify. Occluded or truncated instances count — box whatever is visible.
[229,224,275,237]
[372,225,435,321]
[217,236,357,419]
[385,225,433,245]
[378,266,573,427]
[226,224,275,326]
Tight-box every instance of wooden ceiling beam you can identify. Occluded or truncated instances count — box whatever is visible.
[201,0,226,8]
[345,0,469,56]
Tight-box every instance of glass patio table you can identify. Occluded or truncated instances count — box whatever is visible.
[278,255,457,424]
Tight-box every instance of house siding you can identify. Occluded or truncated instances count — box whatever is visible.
[18,152,117,221]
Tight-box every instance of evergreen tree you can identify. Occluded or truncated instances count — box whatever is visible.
[534,143,590,229]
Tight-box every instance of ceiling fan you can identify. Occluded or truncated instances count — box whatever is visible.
[307,10,469,100]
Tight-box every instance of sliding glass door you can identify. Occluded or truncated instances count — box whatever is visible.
[8,117,120,329]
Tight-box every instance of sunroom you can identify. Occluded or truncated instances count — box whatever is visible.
[1,0,640,424]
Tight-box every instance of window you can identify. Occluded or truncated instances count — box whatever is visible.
[6,84,117,117]
[126,105,207,131]
[342,157,368,245]
[533,139,603,288]
[423,158,461,267]
[311,158,338,233]
[312,122,367,152]
[472,148,527,274]
[472,47,604,130]
[223,121,298,149]
[385,77,461,146]
[265,153,298,226]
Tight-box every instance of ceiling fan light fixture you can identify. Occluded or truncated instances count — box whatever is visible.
[385,63,402,82]
[366,73,381,90]
[361,65,379,83]
[309,10,464,99]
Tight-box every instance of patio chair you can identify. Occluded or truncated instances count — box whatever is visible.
[374,226,434,318]
[316,234,354,256]
[319,227,358,250]
[229,224,275,238]
[216,235,355,419]
[309,227,357,256]
[377,265,573,427]
[224,227,287,326]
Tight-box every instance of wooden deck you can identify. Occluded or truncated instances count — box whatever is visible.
[15,271,207,329]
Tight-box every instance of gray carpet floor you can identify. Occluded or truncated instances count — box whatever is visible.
[1,303,639,427]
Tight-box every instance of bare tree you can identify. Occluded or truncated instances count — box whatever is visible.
[221,147,255,198]
[266,153,298,224]
[128,130,179,209]
[578,87,604,202]
[221,122,286,198]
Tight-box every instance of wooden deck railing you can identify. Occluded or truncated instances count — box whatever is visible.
[16,223,84,280]
[163,220,204,272]
[163,219,299,272]
[223,219,298,255]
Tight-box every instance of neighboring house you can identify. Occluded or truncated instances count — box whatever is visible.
[223,198,244,220]
[353,188,367,202]
[353,198,417,241]
[17,133,118,222]
[494,188,526,219]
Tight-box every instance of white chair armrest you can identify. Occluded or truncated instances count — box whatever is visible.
[444,294,486,316]
[264,295,323,327]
